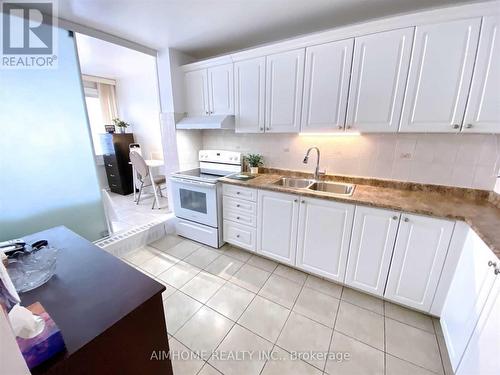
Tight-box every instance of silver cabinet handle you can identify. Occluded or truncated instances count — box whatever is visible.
[236,234,240,238]
[452,124,460,129]
[403,217,409,222]
[294,199,297,202]
[488,260,497,267]
[266,127,270,130]
[205,111,209,115]
[236,216,240,220]
[392,216,398,220]
[346,125,352,129]
[236,192,240,195]
[338,125,343,130]
[236,204,240,207]
[260,127,264,131]
[210,111,214,114]
[495,268,500,275]
[465,124,473,129]
[301,200,305,204]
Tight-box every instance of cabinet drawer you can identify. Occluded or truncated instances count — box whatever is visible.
[223,196,256,215]
[223,209,256,227]
[223,220,256,252]
[222,184,257,202]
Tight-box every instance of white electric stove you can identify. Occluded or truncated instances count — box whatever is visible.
[170,150,242,247]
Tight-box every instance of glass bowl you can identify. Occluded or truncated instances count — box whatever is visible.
[7,246,58,293]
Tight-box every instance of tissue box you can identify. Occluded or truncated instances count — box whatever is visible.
[16,302,65,369]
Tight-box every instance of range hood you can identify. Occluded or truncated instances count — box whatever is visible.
[176,115,235,130]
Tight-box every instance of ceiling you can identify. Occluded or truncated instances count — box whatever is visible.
[59,0,483,59]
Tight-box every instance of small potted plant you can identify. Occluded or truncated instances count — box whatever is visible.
[112,118,130,133]
[246,153,264,174]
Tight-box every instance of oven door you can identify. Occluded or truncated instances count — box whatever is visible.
[170,177,218,227]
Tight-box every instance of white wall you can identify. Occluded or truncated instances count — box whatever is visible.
[76,33,162,160]
[203,131,500,190]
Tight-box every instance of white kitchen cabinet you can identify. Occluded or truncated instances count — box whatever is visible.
[345,206,400,296]
[346,28,414,132]
[184,69,209,116]
[234,57,266,133]
[400,18,481,133]
[456,276,500,375]
[257,190,299,265]
[296,197,354,282]
[208,63,234,115]
[440,228,498,371]
[301,39,353,133]
[463,15,500,133]
[265,49,305,133]
[385,213,455,311]
[184,64,233,116]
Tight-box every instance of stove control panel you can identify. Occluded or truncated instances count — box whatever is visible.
[199,150,242,165]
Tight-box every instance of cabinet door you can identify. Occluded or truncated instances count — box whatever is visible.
[385,214,454,311]
[400,18,481,133]
[456,277,500,375]
[265,49,305,133]
[184,69,209,116]
[463,16,500,133]
[208,63,234,115]
[345,206,400,296]
[346,28,413,132]
[257,190,299,265]
[296,197,354,282]
[440,229,497,371]
[301,39,353,133]
[234,57,265,133]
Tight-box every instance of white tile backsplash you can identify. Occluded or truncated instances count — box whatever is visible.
[200,131,499,190]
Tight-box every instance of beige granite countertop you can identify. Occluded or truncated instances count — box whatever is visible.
[219,171,500,258]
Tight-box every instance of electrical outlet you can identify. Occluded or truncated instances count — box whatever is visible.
[400,152,412,159]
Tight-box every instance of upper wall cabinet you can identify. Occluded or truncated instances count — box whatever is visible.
[399,18,481,133]
[184,69,209,116]
[184,64,233,116]
[463,16,500,133]
[234,57,266,133]
[265,49,305,133]
[346,28,414,132]
[301,39,353,133]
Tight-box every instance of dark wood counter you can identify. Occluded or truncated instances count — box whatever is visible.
[20,226,172,374]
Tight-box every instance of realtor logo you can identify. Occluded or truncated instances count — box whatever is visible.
[1,0,58,68]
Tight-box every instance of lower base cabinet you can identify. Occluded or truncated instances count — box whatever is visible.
[456,277,500,375]
[385,213,455,311]
[257,190,299,265]
[296,197,354,282]
[345,206,400,296]
[440,228,498,371]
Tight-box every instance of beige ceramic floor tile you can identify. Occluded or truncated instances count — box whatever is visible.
[385,318,444,374]
[304,275,343,299]
[149,234,184,251]
[341,287,384,315]
[259,274,302,309]
[204,255,244,280]
[206,282,255,321]
[246,254,278,272]
[183,246,221,269]
[274,264,307,285]
[326,331,384,375]
[168,337,204,375]
[163,240,201,260]
[277,311,332,370]
[385,302,435,333]
[163,291,202,334]
[175,306,234,358]
[238,295,290,343]
[140,252,178,276]
[230,263,271,293]
[158,261,200,288]
[198,363,222,375]
[181,271,225,303]
[335,301,384,350]
[223,245,253,262]
[293,287,339,328]
[261,346,322,375]
[386,354,438,375]
[123,245,156,265]
[209,325,273,375]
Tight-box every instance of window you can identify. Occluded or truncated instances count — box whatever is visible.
[83,76,118,156]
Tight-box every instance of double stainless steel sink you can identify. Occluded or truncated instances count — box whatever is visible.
[272,177,355,196]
